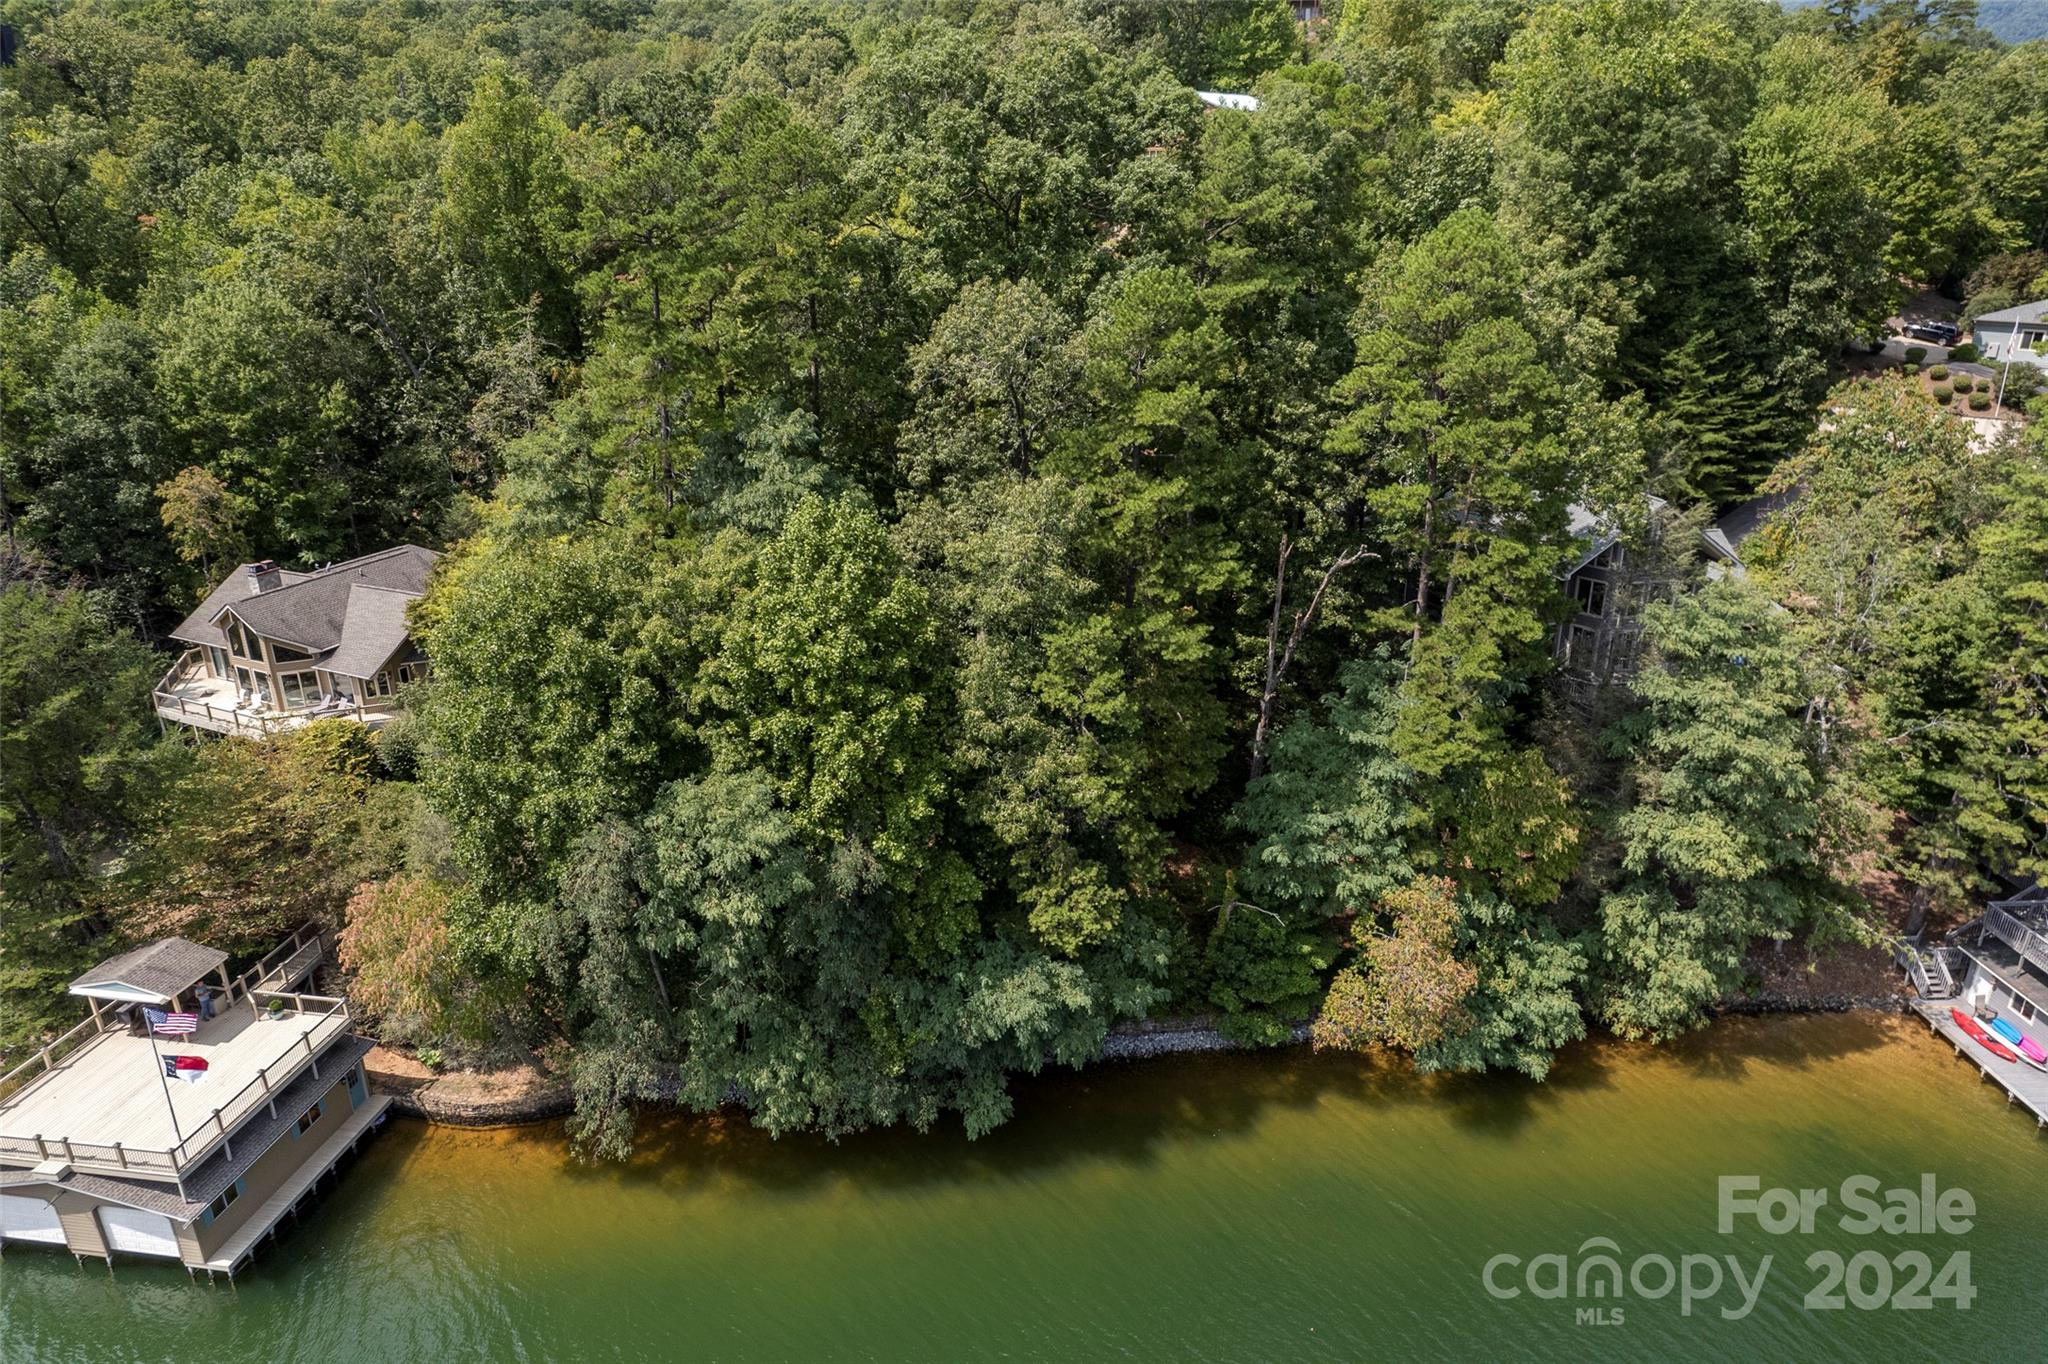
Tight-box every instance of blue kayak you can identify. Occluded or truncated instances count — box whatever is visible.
[1987,1016,2048,1068]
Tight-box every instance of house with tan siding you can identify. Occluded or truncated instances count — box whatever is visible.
[153,545,438,737]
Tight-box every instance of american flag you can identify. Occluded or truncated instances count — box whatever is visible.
[145,1008,199,1035]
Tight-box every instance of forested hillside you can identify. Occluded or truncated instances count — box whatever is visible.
[5,0,2045,1155]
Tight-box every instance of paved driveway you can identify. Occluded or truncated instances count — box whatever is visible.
[1879,336,1998,380]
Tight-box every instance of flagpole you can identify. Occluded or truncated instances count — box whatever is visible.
[145,1012,185,1147]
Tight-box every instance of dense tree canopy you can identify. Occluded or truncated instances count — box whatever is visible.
[5,0,2045,1148]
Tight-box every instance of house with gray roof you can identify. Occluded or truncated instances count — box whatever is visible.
[1973,299,2047,368]
[153,544,438,737]
[1555,495,1743,689]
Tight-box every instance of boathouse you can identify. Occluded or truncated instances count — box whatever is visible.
[1902,883,2048,1128]
[0,928,389,1277]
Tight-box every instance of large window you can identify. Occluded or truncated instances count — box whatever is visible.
[364,671,394,700]
[397,661,427,686]
[272,643,314,663]
[1572,576,1608,617]
[235,666,259,701]
[208,646,229,677]
[278,671,320,709]
[227,618,259,660]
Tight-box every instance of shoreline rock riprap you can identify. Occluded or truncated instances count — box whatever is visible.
[365,1046,573,1127]
[367,992,1916,1127]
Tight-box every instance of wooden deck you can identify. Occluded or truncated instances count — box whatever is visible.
[258,938,323,993]
[204,1095,390,1277]
[1911,1001,2048,1129]
[0,1006,348,1174]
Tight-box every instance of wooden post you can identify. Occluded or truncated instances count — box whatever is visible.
[59,1137,74,1163]
[113,1142,126,1169]
[34,1135,46,1160]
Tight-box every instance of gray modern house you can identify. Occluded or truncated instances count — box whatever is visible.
[1973,299,2047,368]
[153,545,438,737]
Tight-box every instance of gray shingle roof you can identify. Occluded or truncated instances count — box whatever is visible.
[168,565,314,649]
[1973,299,2047,326]
[169,545,437,673]
[319,585,417,680]
[1712,487,1799,551]
[222,545,437,651]
[70,939,229,1002]
[0,1035,375,1222]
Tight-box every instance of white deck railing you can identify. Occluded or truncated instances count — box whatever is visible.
[0,999,350,1182]
[1984,903,2048,974]
[0,1016,102,1106]
[0,925,347,1184]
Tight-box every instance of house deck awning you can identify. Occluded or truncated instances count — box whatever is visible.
[68,938,229,1005]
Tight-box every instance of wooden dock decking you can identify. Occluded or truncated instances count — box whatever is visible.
[0,1007,348,1175]
[203,1095,390,1277]
[1911,1001,2048,1129]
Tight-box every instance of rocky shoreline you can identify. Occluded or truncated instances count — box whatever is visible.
[365,1046,573,1127]
[1093,990,1914,1063]
[1715,991,1911,1017]
[366,990,1915,1126]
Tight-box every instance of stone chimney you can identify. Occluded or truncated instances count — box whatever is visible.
[246,560,282,593]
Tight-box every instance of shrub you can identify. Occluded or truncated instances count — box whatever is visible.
[338,873,461,1043]
[1929,364,1949,381]
[1949,342,1979,362]
[1969,392,1992,411]
[1205,908,1335,1046]
[1905,345,1928,364]
[373,713,420,780]
[1932,383,1953,401]
[1906,363,1920,376]
[1952,375,1972,394]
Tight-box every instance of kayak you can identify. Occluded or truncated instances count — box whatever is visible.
[1986,1016,2048,1069]
[1951,1008,2019,1062]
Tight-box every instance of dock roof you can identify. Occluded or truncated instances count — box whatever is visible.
[69,938,227,1004]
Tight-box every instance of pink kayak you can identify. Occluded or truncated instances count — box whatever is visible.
[1986,1016,2048,1068]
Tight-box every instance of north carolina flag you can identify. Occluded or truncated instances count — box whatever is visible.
[163,1055,209,1084]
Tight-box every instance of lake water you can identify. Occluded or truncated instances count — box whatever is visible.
[2,1013,2043,1362]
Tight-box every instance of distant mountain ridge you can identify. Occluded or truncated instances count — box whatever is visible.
[1783,1,2048,44]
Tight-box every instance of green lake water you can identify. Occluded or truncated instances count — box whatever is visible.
[2,1013,2043,1362]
